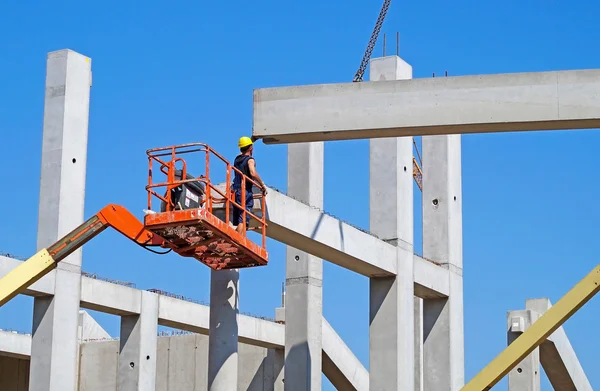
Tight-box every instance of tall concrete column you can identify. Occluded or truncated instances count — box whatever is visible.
[368,55,415,390]
[118,291,159,390]
[30,49,92,391]
[208,268,239,390]
[284,141,324,390]
[422,134,464,391]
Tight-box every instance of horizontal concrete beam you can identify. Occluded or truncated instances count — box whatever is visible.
[0,255,367,388]
[252,69,600,143]
[0,330,30,360]
[212,185,450,297]
[157,295,284,349]
[413,255,450,299]
[0,257,283,349]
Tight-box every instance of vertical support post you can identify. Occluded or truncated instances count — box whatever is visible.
[118,291,159,390]
[208,268,239,390]
[507,310,541,391]
[30,49,92,391]
[414,296,424,391]
[422,134,464,391]
[284,141,324,390]
[368,55,415,390]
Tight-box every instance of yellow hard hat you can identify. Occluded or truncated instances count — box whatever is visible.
[238,136,253,148]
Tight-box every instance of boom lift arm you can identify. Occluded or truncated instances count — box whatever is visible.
[0,204,164,307]
[461,264,600,390]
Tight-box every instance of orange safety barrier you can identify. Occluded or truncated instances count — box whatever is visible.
[143,142,268,270]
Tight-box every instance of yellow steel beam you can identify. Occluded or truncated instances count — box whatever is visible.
[0,249,56,307]
[461,264,600,391]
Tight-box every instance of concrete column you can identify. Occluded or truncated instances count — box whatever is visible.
[208,269,239,390]
[422,134,464,391]
[284,141,324,390]
[368,55,415,391]
[30,49,92,391]
[507,310,541,391]
[414,297,424,391]
[118,291,159,390]
[274,348,285,391]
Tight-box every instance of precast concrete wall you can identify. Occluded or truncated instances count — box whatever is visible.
[0,334,283,391]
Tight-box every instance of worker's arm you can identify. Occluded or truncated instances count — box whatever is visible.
[247,159,267,193]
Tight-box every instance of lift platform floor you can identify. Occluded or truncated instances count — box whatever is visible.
[144,208,268,270]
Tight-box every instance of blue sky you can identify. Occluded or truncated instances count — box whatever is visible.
[1,0,599,389]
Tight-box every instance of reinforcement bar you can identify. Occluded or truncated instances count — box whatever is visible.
[461,264,600,391]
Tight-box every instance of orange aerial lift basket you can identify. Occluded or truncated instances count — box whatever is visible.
[144,143,268,270]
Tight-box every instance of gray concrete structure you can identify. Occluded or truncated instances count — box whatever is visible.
[118,290,159,390]
[31,49,92,391]
[422,133,464,391]
[284,141,324,390]
[368,55,415,390]
[0,255,367,390]
[252,69,600,144]
[208,269,240,390]
[0,333,284,391]
[508,298,592,391]
[213,185,451,299]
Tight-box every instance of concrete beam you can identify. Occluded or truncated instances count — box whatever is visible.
[322,317,368,391]
[252,69,600,143]
[212,185,450,298]
[526,298,592,391]
[262,188,397,277]
[0,254,367,390]
[0,330,31,360]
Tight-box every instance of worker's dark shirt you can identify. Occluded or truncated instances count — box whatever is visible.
[233,154,255,192]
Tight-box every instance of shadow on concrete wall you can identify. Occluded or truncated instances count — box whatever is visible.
[285,342,310,390]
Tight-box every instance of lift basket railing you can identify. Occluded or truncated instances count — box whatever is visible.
[145,143,267,247]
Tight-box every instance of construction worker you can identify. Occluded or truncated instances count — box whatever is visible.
[232,136,266,234]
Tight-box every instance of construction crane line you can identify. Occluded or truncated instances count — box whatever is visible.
[353,0,392,82]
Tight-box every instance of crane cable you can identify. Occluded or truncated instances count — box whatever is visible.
[353,0,392,82]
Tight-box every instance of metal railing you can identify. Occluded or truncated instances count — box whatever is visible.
[145,143,268,248]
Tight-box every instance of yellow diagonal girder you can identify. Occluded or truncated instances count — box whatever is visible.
[462,264,600,391]
[0,249,56,307]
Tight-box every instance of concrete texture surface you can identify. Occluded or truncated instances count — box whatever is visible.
[0,255,366,390]
[0,330,31,360]
[31,48,92,391]
[208,269,240,390]
[368,55,415,391]
[284,141,324,391]
[252,68,600,143]
[212,184,451,298]
[422,134,465,391]
[0,320,365,391]
[321,318,368,391]
[1,333,283,391]
[118,290,159,390]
